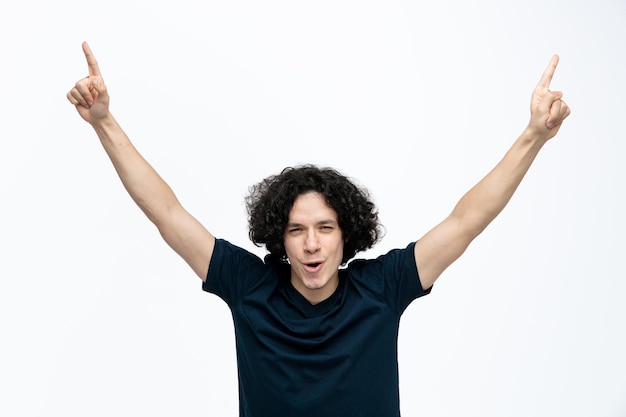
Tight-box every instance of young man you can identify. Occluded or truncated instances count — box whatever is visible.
[67,42,570,416]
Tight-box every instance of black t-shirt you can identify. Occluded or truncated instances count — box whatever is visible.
[203,238,430,417]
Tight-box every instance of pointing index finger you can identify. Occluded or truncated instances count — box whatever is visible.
[82,41,102,77]
[536,54,559,91]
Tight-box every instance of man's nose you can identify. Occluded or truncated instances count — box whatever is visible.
[304,230,321,252]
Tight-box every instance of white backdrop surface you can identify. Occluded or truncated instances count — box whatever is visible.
[1,1,625,416]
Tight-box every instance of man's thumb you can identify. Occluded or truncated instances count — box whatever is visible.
[92,77,106,94]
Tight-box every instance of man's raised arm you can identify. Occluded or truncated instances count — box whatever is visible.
[414,55,571,290]
[67,42,215,280]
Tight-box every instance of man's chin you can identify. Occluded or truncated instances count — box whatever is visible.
[302,278,328,291]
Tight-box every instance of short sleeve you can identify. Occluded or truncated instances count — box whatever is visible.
[202,238,268,306]
[347,242,431,314]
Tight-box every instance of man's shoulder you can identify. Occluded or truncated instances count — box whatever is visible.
[346,242,417,269]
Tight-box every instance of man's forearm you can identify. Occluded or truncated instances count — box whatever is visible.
[91,114,180,227]
[451,128,547,238]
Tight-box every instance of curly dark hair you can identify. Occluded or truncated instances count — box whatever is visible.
[246,165,383,264]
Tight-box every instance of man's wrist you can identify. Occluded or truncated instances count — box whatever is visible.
[520,125,550,148]
[91,113,116,131]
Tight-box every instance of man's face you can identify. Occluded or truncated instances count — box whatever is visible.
[284,191,344,305]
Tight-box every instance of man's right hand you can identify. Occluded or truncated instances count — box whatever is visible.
[67,42,110,125]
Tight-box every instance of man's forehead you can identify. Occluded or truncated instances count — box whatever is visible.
[288,192,338,224]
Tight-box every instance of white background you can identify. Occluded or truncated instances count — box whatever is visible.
[1,0,625,416]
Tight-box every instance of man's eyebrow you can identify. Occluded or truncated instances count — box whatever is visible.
[286,219,337,227]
